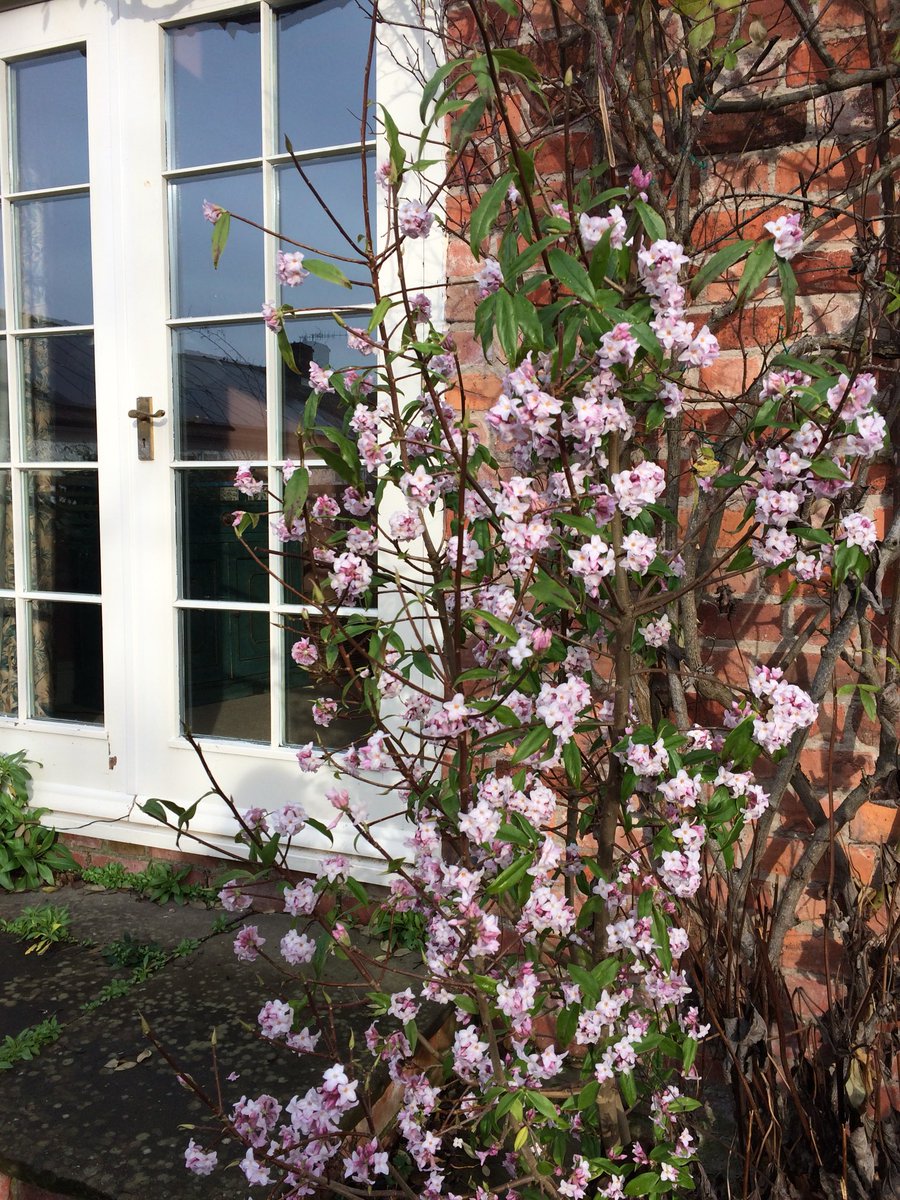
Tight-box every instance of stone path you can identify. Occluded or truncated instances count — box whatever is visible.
[0,885,405,1199]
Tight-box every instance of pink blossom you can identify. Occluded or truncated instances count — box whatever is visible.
[643,613,671,648]
[234,464,264,497]
[313,698,338,727]
[277,249,309,286]
[579,206,627,250]
[842,510,877,553]
[219,878,252,912]
[308,361,334,393]
[291,637,318,667]
[280,929,316,964]
[475,257,503,297]
[240,1148,271,1186]
[347,327,379,355]
[261,302,280,330]
[201,199,223,224]
[258,998,293,1038]
[233,924,265,962]
[410,291,432,322]
[398,198,434,239]
[764,212,804,260]
[184,1139,217,1175]
[328,551,373,599]
[268,802,307,836]
[283,880,317,916]
[611,461,666,517]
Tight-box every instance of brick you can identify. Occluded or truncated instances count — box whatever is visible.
[695,104,807,155]
[786,35,870,86]
[850,801,900,845]
[815,0,873,33]
[745,0,799,38]
[774,144,868,195]
[699,352,764,397]
[793,249,859,294]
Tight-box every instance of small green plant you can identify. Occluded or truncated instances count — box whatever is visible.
[81,861,134,889]
[81,858,214,905]
[101,931,166,972]
[0,751,76,891]
[367,907,426,954]
[0,1017,61,1069]
[173,937,199,957]
[0,903,71,955]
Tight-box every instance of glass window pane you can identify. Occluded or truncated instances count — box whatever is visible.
[283,621,371,748]
[12,50,88,192]
[174,323,266,460]
[0,344,9,461]
[16,195,93,328]
[31,600,103,724]
[0,471,13,590]
[179,468,269,603]
[21,334,96,462]
[167,15,261,170]
[0,601,16,715]
[182,608,270,741]
[277,154,373,309]
[171,170,262,318]
[277,0,374,151]
[0,214,5,329]
[27,470,101,594]
[281,316,371,457]
[279,465,351,602]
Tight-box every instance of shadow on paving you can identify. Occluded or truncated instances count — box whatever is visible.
[0,885,408,1200]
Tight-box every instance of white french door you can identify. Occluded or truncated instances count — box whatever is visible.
[0,0,426,875]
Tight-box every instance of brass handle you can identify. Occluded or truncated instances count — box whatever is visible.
[128,397,165,460]
[127,407,165,421]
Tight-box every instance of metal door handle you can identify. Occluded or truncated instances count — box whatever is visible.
[128,397,166,460]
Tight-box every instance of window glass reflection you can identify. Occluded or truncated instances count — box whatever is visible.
[21,334,96,462]
[27,469,101,595]
[12,50,88,191]
[277,154,373,309]
[17,195,93,328]
[179,468,269,603]
[31,600,103,724]
[167,15,260,169]
[0,602,15,716]
[170,170,263,318]
[281,316,371,457]
[182,607,270,741]
[277,0,374,151]
[174,322,266,460]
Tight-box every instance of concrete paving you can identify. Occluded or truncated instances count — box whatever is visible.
[0,885,411,1199]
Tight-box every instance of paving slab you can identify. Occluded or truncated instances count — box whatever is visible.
[0,886,412,1200]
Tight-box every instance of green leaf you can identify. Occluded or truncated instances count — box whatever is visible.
[736,239,775,304]
[511,724,552,765]
[859,687,878,722]
[525,1089,559,1120]
[380,105,406,181]
[304,258,351,289]
[547,247,596,302]
[451,95,487,150]
[556,511,601,536]
[509,235,556,279]
[689,239,754,297]
[420,58,466,123]
[494,287,519,362]
[277,326,299,373]
[141,799,168,825]
[470,172,513,256]
[470,608,518,643]
[567,964,599,1003]
[634,199,666,241]
[809,457,846,480]
[795,525,831,544]
[283,466,309,518]
[490,47,542,83]
[651,908,672,972]
[563,739,582,789]
[625,1171,663,1196]
[369,296,393,332]
[777,256,797,329]
[486,853,531,895]
[529,568,577,609]
[211,210,230,269]
[688,13,716,50]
